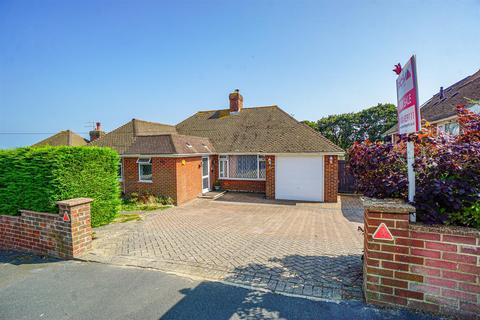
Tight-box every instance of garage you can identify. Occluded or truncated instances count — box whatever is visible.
[275,155,324,201]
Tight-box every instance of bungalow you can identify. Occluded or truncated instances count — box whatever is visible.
[90,90,344,204]
[32,130,89,147]
[384,69,480,140]
[32,123,105,146]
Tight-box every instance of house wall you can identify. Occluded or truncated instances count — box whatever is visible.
[210,155,218,189]
[324,155,338,203]
[175,157,203,205]
[363,199,480,318]
[123,157,177,203]
[219,179,266,193]
[265,155,275,199]
[212,155,267,193]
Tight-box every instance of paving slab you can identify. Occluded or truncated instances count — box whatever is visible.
[82,194,365,301]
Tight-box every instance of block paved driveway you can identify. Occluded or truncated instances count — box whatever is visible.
[82,193,364,301]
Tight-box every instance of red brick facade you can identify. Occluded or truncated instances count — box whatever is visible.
[123,154,339,204]
[265,155,275,199]
[210,155,264,192]
[219,179,266,193]
[122,156,203,205]
[0,198,93,259]
[363,199,480,318]
[324,155,338,202]
[175,157,202,205]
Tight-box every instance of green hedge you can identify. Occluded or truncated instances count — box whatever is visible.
[0,146,121,227]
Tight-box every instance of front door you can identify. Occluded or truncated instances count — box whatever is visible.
[202,156,210,193]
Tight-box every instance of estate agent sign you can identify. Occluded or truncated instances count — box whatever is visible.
[394,55,420,210]
[395,55,420,134]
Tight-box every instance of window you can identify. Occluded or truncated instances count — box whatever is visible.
[218,155,266,180]
[259,155,266,179]
[119,161,123,181]
[219,155,228,178]
[137,158,152,182]
[468,104,480,114]
[438,121,459,136]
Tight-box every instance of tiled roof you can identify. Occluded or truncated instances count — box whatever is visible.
[123,134,214,155]
[88,119,177,153]
[384,69,480,136]
[32,130,88,147]
[176,106,344,153]
[89,118,213,155]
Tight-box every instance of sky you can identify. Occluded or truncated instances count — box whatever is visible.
[1,0,479,148]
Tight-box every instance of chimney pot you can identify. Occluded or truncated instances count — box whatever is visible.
[89,121,105,142]
[229,89,243,113]
[440,87,444,99]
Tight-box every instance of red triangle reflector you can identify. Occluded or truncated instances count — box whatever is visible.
[63,212,70,222]
[372,223,394,241]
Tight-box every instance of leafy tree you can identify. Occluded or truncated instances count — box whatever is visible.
[303,103,397,150]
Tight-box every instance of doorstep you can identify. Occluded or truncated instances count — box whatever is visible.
[198,190,227,199]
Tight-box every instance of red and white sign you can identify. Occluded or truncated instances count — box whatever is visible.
[63,211,70,222]
[372,223,394,241]
[396,56,420,134]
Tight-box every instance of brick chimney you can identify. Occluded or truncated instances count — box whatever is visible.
[229,89,243,114]
[89,122,105,142]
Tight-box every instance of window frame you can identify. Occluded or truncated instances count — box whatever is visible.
[218,154,266,181]
[137,158,153,183]
[119,160,124,182]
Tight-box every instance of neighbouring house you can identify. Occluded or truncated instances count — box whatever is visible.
[384,68,480,141]
[90,90,344,204]
[33,130,89,147]
[32,122,105,146]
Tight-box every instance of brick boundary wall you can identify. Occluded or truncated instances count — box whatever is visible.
[0,198,93,259]
[363,198,480,319]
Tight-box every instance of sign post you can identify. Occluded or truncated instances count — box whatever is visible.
[394,55,420,222]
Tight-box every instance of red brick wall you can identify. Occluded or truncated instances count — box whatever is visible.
[175,157,202,205]
[219,179,266,193]
[210,155,218,189]
[123,157,177,202]
[0,198,93,259]
[265,155,275,199]
[363,199,480,318]
[324,155,338,203]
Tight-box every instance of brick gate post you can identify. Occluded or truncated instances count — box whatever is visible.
[362,198,416,306]
[56,198,93,258]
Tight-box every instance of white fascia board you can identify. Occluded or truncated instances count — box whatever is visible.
[121,153,212,158]
[217,152,345,156]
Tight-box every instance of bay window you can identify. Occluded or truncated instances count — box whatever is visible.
[137,158,152,182]
[218,155,266,180]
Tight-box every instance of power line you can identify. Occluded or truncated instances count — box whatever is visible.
[0,132,91,135]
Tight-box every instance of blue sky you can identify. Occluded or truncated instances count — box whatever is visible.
[1,0,479,148]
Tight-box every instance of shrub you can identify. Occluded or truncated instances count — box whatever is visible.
[121,192,173,211]
[0,146,121,227]
[348,105,480,227]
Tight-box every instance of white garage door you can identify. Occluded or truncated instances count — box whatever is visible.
[275,156,324,202]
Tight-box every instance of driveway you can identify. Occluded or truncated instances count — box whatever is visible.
[82,193,364,301]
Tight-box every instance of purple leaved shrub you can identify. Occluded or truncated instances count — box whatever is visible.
[348,105,480,228]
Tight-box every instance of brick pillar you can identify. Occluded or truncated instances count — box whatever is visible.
[363,198,420,307]
[265,155,275,199]
[324,155,338,203]
[56,198,93,258]
[210,155,218,190]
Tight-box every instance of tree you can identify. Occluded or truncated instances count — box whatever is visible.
[303,103,397,150]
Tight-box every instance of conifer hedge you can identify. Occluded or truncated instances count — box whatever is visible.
[0,146,121,227]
